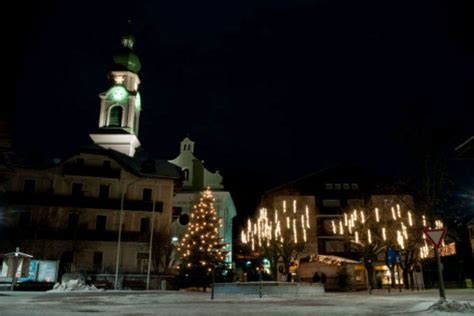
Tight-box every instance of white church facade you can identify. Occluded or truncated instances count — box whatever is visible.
[170,137,237,267]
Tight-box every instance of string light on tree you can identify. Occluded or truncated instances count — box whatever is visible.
[331,203,447,260]
[241,199,311,280]
[177,188,226,287]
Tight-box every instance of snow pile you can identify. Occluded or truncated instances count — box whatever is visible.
[48,279,104,292]
[429,299,474,313]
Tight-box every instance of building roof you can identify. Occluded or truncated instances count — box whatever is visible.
[263,164,375,196]
[309,254,360,265]
[455,136,474,159]
[7,144,183,180]
[74,144,183,179]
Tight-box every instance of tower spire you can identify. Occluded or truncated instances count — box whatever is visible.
[121,19,135,50]
[89,24,142,157]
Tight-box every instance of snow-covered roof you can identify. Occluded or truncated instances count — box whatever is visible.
[309,254,360,265]
[4,251,33,258]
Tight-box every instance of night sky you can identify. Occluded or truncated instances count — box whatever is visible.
[14,1,474,222]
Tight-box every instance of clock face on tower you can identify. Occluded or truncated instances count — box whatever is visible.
[107,86,128,102]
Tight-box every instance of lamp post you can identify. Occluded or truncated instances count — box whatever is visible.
[114,178,141,290]
[146,188,158,290]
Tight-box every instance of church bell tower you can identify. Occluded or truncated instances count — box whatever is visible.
[89,29,142,157]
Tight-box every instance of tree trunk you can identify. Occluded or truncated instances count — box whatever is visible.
[270,257,278,281]
[389,266,396,288]
[409,270,415,291]
[402,266,409,290]
[365,265,375,294]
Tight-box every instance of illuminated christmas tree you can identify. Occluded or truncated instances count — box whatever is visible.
[177,188,226,288]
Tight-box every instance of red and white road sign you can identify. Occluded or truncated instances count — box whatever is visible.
[424,228,447,249]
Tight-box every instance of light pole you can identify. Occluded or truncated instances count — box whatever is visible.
[114,178,141,290]
[146,188,158,290]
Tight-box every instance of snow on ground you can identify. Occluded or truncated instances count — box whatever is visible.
[47,279,104,293]
[429,299,474,313]
[0,288,472,316]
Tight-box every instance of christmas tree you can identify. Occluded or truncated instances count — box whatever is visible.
[177,188,226,288]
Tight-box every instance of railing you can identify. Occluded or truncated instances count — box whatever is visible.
[62,263,153,275]
[6,192,162,212]
[6,227,151,242]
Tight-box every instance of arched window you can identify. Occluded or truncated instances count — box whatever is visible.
[108,106,123,127]
[183,168,189,181]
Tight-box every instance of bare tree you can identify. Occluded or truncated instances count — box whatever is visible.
[333,196,439,292]
[152,230,175,274]
[241,200,311,281]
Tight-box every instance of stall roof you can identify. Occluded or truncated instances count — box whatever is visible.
[309,254,360,265]
[3,251,33,258]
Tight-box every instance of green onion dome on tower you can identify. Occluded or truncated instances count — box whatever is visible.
[113,33,141,73]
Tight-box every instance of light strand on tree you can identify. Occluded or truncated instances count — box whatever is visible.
[178,188,226,271]
[241,200,311,252]
[293,219,297,243]
[333,202,447,258]
[305,206,310,228]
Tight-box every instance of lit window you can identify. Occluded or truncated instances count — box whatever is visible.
[351,183,359,190]
[325,184,333,190]
[334,184,341,190]
[343,183,350,190]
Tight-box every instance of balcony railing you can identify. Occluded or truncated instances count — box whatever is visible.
[6,192,163,212]
[6,226,151,242]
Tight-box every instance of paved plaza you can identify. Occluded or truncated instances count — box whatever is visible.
[0,288,473,315]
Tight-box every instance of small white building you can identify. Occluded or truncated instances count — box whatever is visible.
[169,137,236,267]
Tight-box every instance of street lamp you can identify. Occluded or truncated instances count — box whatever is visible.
[146,188,158,290]
[114,178,142,290]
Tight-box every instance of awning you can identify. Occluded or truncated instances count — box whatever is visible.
[309,254,360,265]
[4,251,33,258]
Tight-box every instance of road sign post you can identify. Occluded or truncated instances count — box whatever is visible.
[424,228,447,300]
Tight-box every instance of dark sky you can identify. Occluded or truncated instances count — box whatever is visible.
[14,0,474,221]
